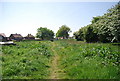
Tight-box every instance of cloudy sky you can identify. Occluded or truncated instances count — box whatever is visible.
[0,0,119,37]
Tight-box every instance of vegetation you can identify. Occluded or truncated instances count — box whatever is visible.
[74,2,120,43]
[56,25,71,39]
[53,40,120,79]
[36,27,54,40]
[1,41,53,79]
[1,2,120,80]
[1,40,120,79]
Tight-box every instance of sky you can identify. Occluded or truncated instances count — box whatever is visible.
[0,0,119,37]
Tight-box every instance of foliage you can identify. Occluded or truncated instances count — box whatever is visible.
[84,25,98,42]
[74,2,120,43]
[73,27,85,41]
[56,25,71,38]
[36,27,54,40]
[54,39,120,79]
[91,16,101,23]
[1,39,120,79]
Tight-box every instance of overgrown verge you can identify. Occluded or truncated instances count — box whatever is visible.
[1,41,53,79]
[56,40,120,79]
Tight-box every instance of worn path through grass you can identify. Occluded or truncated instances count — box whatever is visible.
[49,42,66,79]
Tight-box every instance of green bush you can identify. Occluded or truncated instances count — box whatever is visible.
[74,2,120,43]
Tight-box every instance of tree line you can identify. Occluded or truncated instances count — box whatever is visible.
[74,2,120,43]
[36,2,120,43]
[36,25,71,40]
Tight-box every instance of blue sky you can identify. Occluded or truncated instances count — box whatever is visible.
[0,1,118,37]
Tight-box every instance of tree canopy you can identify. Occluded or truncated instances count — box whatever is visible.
[36,27,54,40]
[74,2,120,43]
[56,25,71,39]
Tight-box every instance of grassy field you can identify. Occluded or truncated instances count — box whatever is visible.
[1,41,53,79]
[54,39,120,79]
[1,39,120,79]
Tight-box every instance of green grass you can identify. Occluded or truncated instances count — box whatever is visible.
[1,41,53,79]
[1,39,120,79]
[53,39,120,79]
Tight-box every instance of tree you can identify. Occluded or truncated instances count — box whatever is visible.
[73,27,86,41]
[107,2,120,42]
[96,2,120,42]
[74,2,120,43]
[56,25,71,39]
[91,16,101,23]
[36,27,54,40]
[84,25,98,43]
[74,31,80,41]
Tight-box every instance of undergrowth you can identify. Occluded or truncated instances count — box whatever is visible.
[54,39,120,79]
[1,41,53,79]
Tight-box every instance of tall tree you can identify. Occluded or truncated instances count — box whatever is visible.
[74,2,120,43]
[36,27,54,40]
[56,25,71,39]
[96,2,120,42]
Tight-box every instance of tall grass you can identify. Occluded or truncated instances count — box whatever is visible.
[2,41,53,79]
[1,40,120,79]
[54,39,120,79]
